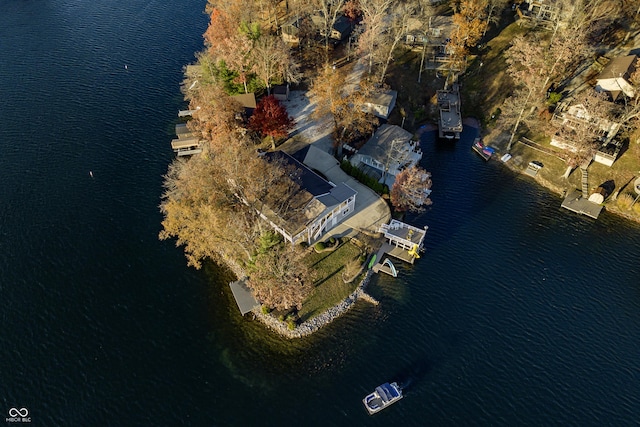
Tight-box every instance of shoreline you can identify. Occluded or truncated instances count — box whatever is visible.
[251,270,378,339]
[219,246,381,339]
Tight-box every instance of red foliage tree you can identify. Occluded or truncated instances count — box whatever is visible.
[249,95,294,148]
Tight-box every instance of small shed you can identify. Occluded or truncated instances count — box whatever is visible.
[273,84,290,101]
[364,90,397,120]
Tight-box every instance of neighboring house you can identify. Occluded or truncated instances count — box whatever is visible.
[230,93,257,118]
[550,100,621,166]
[350,124,422,186]
[405,15,454,47]
[260,151,357,246]
[364,90,397,120]
[312,14,353,42]
[281,17,302,46]
[515,0,564,27]
[595,55,637,100]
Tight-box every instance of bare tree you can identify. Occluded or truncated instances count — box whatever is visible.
[377,2,417,84]
[358,0,393,75]
[252,34,301,94]
[310,0,347,61]
[248,239,314,311]
[550,91,614,167]
[504,30,588,149]
[390,166,433,213]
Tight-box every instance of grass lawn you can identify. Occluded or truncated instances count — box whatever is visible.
[298,240,363,322]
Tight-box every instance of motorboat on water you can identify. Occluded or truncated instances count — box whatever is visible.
[362,382,403,414]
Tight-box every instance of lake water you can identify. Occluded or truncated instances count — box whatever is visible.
[2,1,640,425]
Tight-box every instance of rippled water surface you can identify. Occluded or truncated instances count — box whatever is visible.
[2,1,640,425]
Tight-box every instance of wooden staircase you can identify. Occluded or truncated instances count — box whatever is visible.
[580,166,589,198]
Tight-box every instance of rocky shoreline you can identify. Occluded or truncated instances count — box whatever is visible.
[251,270,379,339]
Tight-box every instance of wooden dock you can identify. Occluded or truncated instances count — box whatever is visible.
[561,189,603,219]
[372,220,428,276]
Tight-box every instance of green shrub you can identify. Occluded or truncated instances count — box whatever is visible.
[329,237,336,244]
[261,305,270,315]
[278,314,285,321]
[547,92,562,105]
[315,241,326,251]
[287,320,296,330]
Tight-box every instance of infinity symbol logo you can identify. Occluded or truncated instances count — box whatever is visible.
[8,408,28,417]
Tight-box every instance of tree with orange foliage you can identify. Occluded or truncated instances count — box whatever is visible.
[448,0,488,64]
[203,8,237,52]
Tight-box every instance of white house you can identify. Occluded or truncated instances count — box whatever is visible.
[550,100,621,166]
[595,55,637,100]
[350,124,422,186]
[260,151,357,245]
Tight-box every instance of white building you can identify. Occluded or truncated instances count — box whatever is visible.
[260,151,357,245]
[350,124,422,186]
[595,55,637,100]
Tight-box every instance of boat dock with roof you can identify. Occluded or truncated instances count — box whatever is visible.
[171,123,202,156]
[437,84,463,139]
[371,219,427,276]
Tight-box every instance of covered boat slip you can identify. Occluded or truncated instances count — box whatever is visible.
[175,123,195,139]
[171,137,203,156]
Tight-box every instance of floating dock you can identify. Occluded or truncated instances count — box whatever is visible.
[561,189,603,219]
[178,108,200,117]
[472,139,494,161]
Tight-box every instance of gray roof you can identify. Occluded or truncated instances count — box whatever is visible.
[229,278,260,315]
[264,151,333,196]
[598,55,636,80]
[316,182,357,209]
[358,124,413,163]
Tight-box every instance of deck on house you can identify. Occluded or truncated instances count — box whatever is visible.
[561,189,603,219]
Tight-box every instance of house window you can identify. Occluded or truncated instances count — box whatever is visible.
[343,208,350,216]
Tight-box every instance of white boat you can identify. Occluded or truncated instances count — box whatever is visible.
[362,382,403,415]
